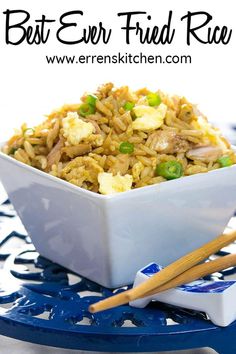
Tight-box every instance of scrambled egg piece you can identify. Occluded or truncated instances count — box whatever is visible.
[132,161,144,181]
[132,103,167,131]
[62,112,94,145]
[194,116,228,151]
[98,172,133,195]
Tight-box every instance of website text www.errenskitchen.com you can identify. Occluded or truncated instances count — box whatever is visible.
[45,52,192,65]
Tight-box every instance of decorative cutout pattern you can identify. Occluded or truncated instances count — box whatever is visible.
[0,198,236,353]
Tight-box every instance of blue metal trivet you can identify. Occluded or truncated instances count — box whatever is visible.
[0,199,236,353]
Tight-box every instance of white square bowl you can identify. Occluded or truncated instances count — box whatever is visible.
[0,146,236,288]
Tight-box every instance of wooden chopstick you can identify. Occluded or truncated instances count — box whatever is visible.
[89,230,236,313]
[127,230,236,301]
[143,253,236,297]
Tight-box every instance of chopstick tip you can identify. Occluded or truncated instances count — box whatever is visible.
[88,304,96,313]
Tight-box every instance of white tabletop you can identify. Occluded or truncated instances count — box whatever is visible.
[0,335,217,354]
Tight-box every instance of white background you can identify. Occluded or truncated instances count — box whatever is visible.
[0,0,235,142]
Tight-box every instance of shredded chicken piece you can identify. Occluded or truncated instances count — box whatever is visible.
[147,130,190,154]
[186,146,223,162]
[62,144,92,158]
[86,120,101,134]
[47,137,65,171]
[109,154,130,175]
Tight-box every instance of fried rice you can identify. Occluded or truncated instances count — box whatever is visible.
[3,83,236,194]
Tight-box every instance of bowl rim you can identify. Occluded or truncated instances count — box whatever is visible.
[0,142,236,201]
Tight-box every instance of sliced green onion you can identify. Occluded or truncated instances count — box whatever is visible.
[119,141,134,154]
[147,93,161,107]
[79,103,96,117]
[217,156,233,167]
[131,111,137,121]
[124,102,135,111]
[156,161,183,180]
[9,147,18,155]
[78,94,97,117]
[86,94,97,106]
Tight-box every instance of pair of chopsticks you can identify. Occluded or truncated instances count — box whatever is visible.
[89,230,236,313]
